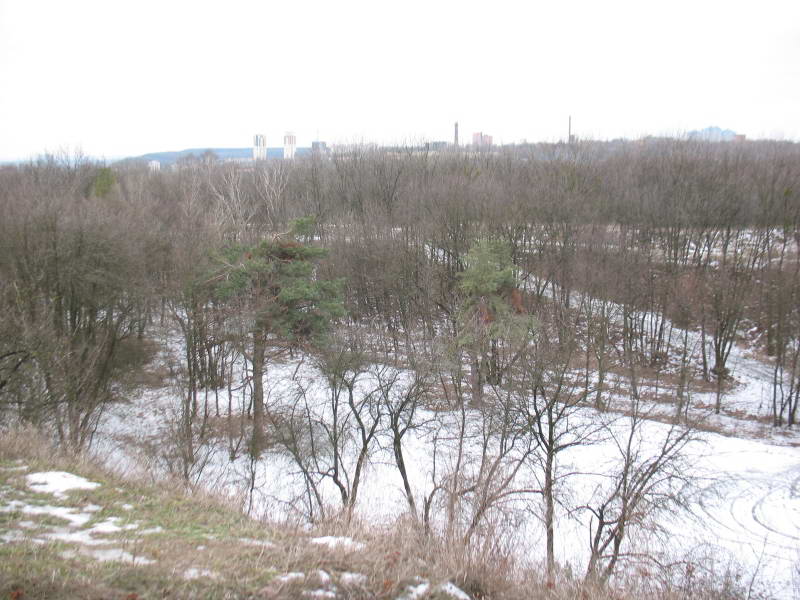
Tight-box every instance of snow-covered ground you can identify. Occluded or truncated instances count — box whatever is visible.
[91,318,800,598]
[519,272,798,443]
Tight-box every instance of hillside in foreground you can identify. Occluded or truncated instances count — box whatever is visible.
[0,431,521,600]
[1,430,753,600]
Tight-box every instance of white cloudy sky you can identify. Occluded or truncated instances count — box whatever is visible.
[0,0,798,160]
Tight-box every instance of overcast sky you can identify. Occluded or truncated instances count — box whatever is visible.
[1,0,798,161]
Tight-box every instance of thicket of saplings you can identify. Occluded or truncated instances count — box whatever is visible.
[1,139,798,597]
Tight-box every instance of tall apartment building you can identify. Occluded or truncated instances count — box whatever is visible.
[283,132,296,160]
[472,132,493,147]
[253,134,268,161]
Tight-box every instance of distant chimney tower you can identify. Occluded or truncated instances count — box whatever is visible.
[283,132,296,160]
[454,121,459,147]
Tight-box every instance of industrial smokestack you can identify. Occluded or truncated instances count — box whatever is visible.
[454,121,459,147]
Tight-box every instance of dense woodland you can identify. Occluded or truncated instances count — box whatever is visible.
[1,139,799,591]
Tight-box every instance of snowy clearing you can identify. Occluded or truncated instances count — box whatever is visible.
[86,313,800,598]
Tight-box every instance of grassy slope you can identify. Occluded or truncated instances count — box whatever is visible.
[0,434,382,600]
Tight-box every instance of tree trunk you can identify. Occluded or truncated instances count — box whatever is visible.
[393,430,417,517]
[470,352,482,406]
[544,447,555,582]
[250,326,266,457]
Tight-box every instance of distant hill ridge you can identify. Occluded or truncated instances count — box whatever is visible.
[135,147,312,165]
[687,126,739,141]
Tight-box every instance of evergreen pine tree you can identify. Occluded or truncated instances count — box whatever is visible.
[458,240,534,404]
[211,217,344,456]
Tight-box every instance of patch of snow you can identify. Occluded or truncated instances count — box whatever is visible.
[120,503,134,510]
[398,581,430,600]
[0,530,30,543]
[42,529,114,546]
[309,536,365,551]
[237,537,275,547]
[303,591,336,599]
[90,517,124,534]
[83,504,103,512]
[340,572,367,586]
[139,526,163,534]
[88,548,155,566]
[196,545,206,551]
[438,582,470,600]
[0,501,95,527]
[26,471,100,498]
[91,517,138,533]
[17,520,37,528]
[184,567,218,580]
[11,513,140,546]
[275,572,305,584]
[316,569,332,585]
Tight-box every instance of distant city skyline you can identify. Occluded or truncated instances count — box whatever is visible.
[0,125,763,165]
[1,0,799,161]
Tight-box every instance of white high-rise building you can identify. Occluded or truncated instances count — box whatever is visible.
[283,132,296,160]
[148,160,160,173]
[253,134,268,161]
